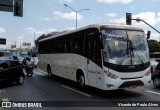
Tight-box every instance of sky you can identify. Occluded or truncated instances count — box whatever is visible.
[0,0,160,49]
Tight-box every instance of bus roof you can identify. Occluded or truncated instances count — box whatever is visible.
[39,23,143,43]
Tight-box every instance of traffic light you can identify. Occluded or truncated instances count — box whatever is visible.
[14,0,23,17]
[147,31,151,39]
[126,13,132,25]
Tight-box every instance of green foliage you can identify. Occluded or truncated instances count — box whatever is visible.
[148,40,160,53]
[34,34,46,47]
[34,32,59,47]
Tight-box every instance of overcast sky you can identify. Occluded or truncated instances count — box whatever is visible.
[0,0,160,49]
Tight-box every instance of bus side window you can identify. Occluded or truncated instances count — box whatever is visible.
[88,36,96,61]
[74,33,85,52]
[51,40,56,53]
[57,38,64,52]
[65,37,73,52]
[48,41,52,53]
[75,36,80,51]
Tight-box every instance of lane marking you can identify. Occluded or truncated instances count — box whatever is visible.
[146,90,160,96]
[0,89,5,93]
[33,71,46,76]
[61,85,91,97]
[3,89,5,93]
[23,69,45,77]
[36,69,47,74]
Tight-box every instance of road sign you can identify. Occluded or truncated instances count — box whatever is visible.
[0,38,6,45]
[0,0,13,12]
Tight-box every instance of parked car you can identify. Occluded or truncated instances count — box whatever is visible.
[155,58,160,62]
[150,60,158,73]
[0,59,25,85]
[151,61,160,88]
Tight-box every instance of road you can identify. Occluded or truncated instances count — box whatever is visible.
[0,69,160,110]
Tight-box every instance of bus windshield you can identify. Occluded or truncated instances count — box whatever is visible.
[101,29,150,65]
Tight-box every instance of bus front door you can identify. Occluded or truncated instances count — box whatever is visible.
[87,59,97,87]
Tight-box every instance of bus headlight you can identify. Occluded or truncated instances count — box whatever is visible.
[104,70,118,79]
[145,70,151,76]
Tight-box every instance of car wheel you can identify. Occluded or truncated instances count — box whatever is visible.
[153,77,160,88]
[17,75,24,85]
[77,74,85,88]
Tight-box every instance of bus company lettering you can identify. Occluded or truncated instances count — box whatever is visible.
[11,102,42,107]
[28,103,42,107]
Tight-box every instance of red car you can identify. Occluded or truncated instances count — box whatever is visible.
[151,61,160,88]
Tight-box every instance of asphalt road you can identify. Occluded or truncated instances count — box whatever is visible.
[1,69,160,110]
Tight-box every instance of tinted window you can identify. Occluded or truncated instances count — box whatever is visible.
[74,33,85,52]
[64,37,73,52]
[88,34,96,61]
[57,38,65,52]
[8,61,19,67]
[0,60,8,69]
[51,40,56,53]
[156,62,160,70]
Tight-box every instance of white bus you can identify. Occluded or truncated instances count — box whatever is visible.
[38,24,151,90]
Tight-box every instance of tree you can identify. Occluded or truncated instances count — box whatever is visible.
[148,40,160,53]
[34,31,59,46]
[34,34,46,47]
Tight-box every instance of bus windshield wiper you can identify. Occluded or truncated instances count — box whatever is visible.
[128,40,144,65]
[119,39,144,65]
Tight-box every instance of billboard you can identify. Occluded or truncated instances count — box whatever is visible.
[23,42,31,47]
[11,44,16,48]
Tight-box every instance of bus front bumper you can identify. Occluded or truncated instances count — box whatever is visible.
[104,74,151,90]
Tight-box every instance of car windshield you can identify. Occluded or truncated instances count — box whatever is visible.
[101,28,150,65]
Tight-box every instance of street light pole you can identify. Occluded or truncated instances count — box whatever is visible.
[64,4,89,29]
[34,32,36,46]
[132,18,160,34]
[19,38,21,51]
[76,11,77,29]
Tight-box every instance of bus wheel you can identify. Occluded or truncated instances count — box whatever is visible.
[77,74,85,88]
[47,66,52,78]
[153,77,160,88]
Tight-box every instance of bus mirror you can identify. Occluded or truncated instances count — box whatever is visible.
[99,41,104,49]
[147,31,151,39]
[98,33,104,49]
[96,36,104,49]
